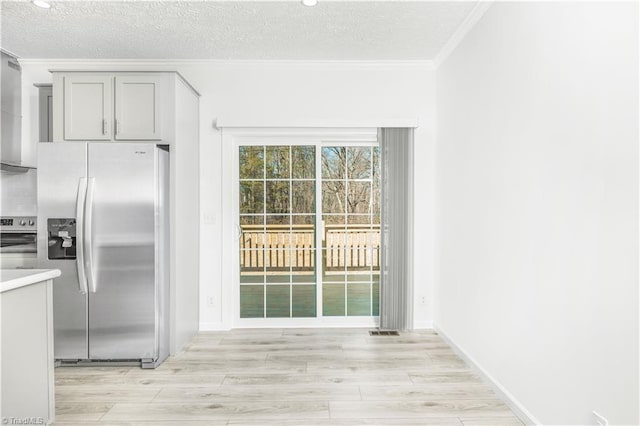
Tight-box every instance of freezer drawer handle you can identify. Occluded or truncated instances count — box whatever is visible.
[75,178,88,294]
[85,177,97,293]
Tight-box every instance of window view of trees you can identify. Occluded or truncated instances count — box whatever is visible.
[239,144,380,319]
[321,147,380,222]
[321,146,380,317]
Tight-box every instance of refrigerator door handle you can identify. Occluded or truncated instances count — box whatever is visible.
[75,177,89,294]
[85,177,97,293]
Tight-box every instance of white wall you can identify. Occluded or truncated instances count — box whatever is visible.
[0,168,36,216]
[436,2,638,424]
[19,60,437,330]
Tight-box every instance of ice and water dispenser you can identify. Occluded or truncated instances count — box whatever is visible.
[47,218,77,259]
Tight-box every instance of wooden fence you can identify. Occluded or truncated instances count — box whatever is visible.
[240,224,380,272]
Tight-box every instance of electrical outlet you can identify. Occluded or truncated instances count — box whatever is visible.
[592,411,608,426]
[207,296,215,306]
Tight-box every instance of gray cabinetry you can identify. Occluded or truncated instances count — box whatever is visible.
[53,72,164,142]
[114,74,162,140]
[63,73,113,140]
[1,273,57,424]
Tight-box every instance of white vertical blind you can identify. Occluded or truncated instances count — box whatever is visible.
[379,128,414,331]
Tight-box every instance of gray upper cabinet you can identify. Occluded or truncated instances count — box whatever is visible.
[63,74,113,140]
[54,72,164,142]
[115,75,162,140]
[36,84,54,142]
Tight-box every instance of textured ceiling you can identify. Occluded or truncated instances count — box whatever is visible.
[1,0,477,60]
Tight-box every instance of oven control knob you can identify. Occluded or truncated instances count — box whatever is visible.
[28,220,35,226]
[19,220,26,226]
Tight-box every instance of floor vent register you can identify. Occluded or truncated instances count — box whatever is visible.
[369,330,400,336]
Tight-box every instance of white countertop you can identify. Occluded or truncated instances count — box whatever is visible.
[0,269,61,293]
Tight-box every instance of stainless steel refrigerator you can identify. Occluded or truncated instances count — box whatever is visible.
[37,143,170,368]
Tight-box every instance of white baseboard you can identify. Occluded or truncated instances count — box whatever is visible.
[434,325,540,425]
[413,320,434,330]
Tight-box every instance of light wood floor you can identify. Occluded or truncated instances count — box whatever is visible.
[53,328,523,425]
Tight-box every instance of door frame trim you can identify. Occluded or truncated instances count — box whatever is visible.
[221,127,380,329]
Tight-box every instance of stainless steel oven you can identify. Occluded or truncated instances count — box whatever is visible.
[1,216,37,253]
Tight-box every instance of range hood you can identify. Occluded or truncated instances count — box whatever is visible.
[1,50,33,173]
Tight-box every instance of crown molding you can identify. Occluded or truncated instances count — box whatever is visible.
[215,118,419,129]
[433,1,494,69]
[18,58,435,71]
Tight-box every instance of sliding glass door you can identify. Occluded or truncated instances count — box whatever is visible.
[238,141,379,321]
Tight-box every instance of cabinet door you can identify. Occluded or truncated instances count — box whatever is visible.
[115,75,162,140]
[63,74,113,140]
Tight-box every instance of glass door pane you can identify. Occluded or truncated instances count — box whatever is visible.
[239,145,317,318]
[321,146,380,317]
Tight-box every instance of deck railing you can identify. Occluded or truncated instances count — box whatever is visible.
[240,224,380,272]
